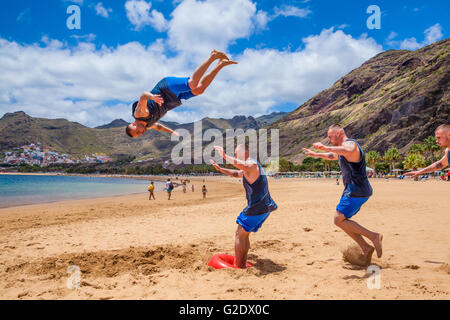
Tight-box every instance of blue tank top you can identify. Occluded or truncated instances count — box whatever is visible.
[242,162,277,216]
[338,139,373,198]
[132,78,182,127]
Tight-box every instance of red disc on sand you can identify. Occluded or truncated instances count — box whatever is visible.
[208,254,252,269]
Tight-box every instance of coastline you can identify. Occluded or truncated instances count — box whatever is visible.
[0,173,184,209]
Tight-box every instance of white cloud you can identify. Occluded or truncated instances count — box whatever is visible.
[70,33,97,42]
[95,2,112,18]
[17,8,31,23]
[0,26,381,127]
[167,0,264,58]
[62,0,84,5]
[124,0,168,32]
[273,5,311,19]
[386,31,397,41]
[395,23,443,50]
[423,23,443,45]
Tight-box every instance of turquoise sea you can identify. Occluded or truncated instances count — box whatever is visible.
[0,174,164,208]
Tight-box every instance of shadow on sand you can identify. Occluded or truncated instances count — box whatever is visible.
[247,254,287,276]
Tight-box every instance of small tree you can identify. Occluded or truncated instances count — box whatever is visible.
[384,147,402,173]
[408,143,424,156]
[422,136,440,162]
[403,153,426,170]
[366,150,381,174]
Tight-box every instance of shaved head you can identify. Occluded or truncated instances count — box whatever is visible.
[435,124,450,148]
[327,124,346,146]
[328,124,345,133]
[436,124,450,133]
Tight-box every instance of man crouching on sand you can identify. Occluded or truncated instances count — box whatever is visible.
[210,144,277,268]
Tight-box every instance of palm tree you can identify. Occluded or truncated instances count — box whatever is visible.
[384,147,402,173]
[422,136,440,162]
[366,151,381,175]
[403,153,426,170]
[323,159,333,172]
[408,143,424,156]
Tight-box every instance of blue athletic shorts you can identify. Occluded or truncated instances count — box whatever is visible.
[336,195,369,219]
[164,77,196,100]
[236,212,270,233]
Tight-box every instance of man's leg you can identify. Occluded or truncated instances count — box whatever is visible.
[190,59,237,96]
[334,212,383,261]
[188,50,228,89]
[235,225,250,268]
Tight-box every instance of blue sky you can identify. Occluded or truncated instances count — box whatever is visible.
[0,0,448,127]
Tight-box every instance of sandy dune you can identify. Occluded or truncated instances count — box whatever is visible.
[0,177,449,299]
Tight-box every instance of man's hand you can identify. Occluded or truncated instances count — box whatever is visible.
[209,159,221,171]
[151,94,164,106]
[313,142,326,151]
[214,146,225,159]
[171,130,180,137]
[302,148,316,157]
[404,171,421,178]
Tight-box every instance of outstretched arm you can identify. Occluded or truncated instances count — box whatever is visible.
[210,160,243,178]
[213,146,257,171]
[149,122,179,136]
[312,141,357,158]
[302,148,338,160]
[405,153,448,178]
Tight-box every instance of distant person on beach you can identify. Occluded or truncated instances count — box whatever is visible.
[202,185,207,198]
[303,124,382,266]
[210,144,278,268]
[148,181,156,200]
[166,179,174,200]
[125,50,237,138]
[192,184,195,192]
[336,178,339,185]
[405,124,450,178]
[182,180,187,193]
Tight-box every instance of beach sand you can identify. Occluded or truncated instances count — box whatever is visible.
[0,177,449,299]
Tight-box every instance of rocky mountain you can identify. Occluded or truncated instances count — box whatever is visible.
[0,110,284,160]
[271,38,449,163]
[95,119,128,129]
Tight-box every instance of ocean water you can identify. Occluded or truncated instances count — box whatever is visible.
[0,174,164,208]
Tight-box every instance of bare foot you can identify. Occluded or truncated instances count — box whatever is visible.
[218,59,238,67]
[363,246,375,266]
[211,49,229,60]
[373,234,383,258]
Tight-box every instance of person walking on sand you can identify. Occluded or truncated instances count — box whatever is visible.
[303,124,382,266]
[210,144,278,268]
[192,184,195,192]
[182,180,187,193]
[201,185,207,199]
[405,124,450,179]
[166,178,174,200]
[126,50,237,138]
[148,181,156,200]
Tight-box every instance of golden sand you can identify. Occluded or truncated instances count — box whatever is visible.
[0,177,449,299]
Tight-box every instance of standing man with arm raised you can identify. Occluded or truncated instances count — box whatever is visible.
[405,124,450,178]
[210,144,277,268]
[303,124,382,266]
